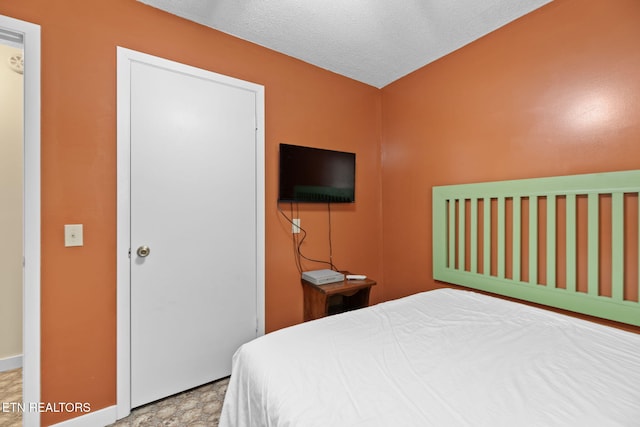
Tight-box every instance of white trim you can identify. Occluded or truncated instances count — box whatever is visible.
[255,73,266,338]
[115,46,132,419]
[0,14,41,427]
[116,46,265,420]
[48,405,117,427]
[0,354,23,372]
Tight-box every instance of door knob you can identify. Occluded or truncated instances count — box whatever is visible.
[137,245,151,257]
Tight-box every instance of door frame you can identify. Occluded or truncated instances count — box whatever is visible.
[0,14,41,427]
[116,47,265,419]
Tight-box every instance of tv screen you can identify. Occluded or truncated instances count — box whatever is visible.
[278,144,356,203]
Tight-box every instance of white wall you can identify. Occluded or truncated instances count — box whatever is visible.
[0,42,23,364]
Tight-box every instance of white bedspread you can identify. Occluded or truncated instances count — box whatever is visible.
[219,288,640,427]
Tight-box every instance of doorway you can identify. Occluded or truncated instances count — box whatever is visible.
[0,33,24,375]
[0,15,41,427]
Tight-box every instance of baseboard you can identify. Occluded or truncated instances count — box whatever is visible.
[48,405,117,427]
[0,354,22,372]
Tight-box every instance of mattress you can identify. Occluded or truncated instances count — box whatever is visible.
[219,288,640,427]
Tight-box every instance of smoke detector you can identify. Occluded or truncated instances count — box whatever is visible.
[8,53,23,74]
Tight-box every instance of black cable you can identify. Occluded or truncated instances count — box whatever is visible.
[294,212,335,269]
[277,203,307,273]
[327,202,337,271]
[289,203,303,273]
[277,203,338,272]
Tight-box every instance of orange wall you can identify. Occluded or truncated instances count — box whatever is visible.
[0,0,382,424]
[2,0,640,424]
[380,0,640,301]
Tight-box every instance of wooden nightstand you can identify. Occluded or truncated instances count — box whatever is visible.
[301,273,376,321]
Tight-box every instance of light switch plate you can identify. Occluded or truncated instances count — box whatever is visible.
[64,224,83,247]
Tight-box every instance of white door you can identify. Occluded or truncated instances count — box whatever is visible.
[128,54,261,407]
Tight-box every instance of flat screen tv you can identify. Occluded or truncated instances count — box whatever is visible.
[278,144,356,203]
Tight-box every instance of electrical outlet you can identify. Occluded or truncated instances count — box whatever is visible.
[64,224,84,247]
[292,218,301,234]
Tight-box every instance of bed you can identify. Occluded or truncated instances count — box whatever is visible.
[219,170,640,427]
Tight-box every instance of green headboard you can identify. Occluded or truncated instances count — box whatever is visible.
[433,170,640,326]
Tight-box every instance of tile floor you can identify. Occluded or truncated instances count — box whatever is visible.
[0,368,21,427]
[108,378,228,427]
[0,368,228,427]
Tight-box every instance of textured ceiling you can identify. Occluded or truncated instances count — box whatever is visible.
[139,0,552,88]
